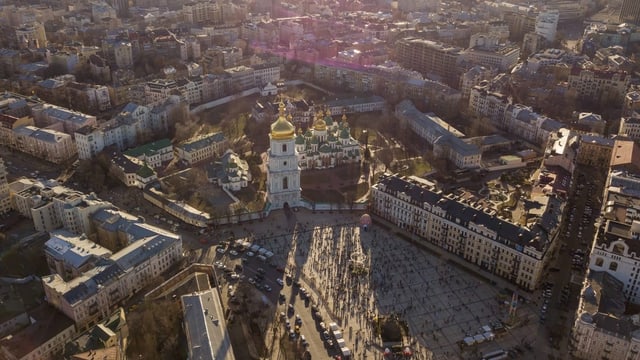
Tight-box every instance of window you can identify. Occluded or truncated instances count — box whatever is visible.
[284,161,287,166]
[595,257,604,267]
[282,144,287,152]
[610,262,618,271]
[283,177,288,190]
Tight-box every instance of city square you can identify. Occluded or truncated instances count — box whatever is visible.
[222,209,542,359]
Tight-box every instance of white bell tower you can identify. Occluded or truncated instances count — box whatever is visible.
[266,102,301,210]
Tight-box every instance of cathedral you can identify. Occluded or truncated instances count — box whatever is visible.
[295,110,361,169]
[265,102,362,210]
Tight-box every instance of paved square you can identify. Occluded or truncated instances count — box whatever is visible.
[238,211,540,359]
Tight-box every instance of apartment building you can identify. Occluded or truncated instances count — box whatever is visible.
[623,91,640,117]
[175,132,227,165]
[62,308,128,359]
[15,22,47,49]
[576,135,614,169]
[75,101,174,160]
[44,230,112,281]
[31,104,97,136]
[395,37,461,87]
[396,100,481,169]
[182,289,235,360]
[620,115,640,141]
[42,230,182,330]
[13,126,76,164]
[9,179,111,234]
[224,66,256,92]
[371,174,553,291]
[65,82,111,113]
[145,78,203,105]
[201,46,243,71]
[461,34,520,71]
[620,0,640,25]
[252,63,280,87]
[468,83,510,128]
[114,41,133,69]
[571,271,640,360]
[535,9,559,42]
[182,1,222,24]
[568,66,631,105]
[0,305,75,360]
[0,158,11,216]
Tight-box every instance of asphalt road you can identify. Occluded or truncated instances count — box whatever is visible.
[539,164,605,356]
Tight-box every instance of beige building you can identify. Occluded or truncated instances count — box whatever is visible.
[12,126,76,164]
[568,67,631,106]
[371,174,558,291]
[15,22,47,49]
[576,135,614,169]
[9,179,111,234]
[31,104,97,136]
[175,132,226,165]
[42,226,182,330]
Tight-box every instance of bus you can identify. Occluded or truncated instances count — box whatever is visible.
[481,349,507,360]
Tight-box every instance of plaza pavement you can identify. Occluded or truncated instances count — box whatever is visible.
[225,208,545,359]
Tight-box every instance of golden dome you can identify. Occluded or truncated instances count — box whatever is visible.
[313,111,327,131]
[270,101,295,140]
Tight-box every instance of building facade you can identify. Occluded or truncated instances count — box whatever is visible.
[294,112,361,170]
[175,132,226,165]
[266,103,301,210]
[43,230,182,330]
[371,174,552,291]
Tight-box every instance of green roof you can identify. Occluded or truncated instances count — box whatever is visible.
[124,138,172,157]
[136,165,155,178]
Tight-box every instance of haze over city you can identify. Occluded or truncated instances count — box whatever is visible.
[0,0,640,359]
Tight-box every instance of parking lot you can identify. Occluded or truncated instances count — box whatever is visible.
[208,210,544,359]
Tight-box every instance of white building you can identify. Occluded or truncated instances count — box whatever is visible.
[571,271,640,360]
[175,132,226,165]
[75,101,174,160]
[461,34,520,71]
[252,63,280,87]
[43,230,182,330]
[123,138,173,168]
[44,230,112,281]
[396,100,481,169]
[620,115,640,141]
[266,102,301,210]
[9,179,111,234]
[371,174,555,291]
[207,150,251,192]
[535,9,559,43]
